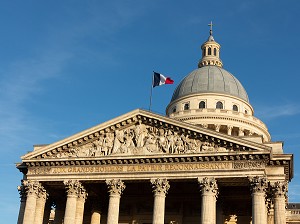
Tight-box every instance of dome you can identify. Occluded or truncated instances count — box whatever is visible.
[171,66,249,103]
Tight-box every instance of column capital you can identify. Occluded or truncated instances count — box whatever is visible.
[78,184,88,201]
[106,179,126,196]
[150,178,170,196]
[271,181,287,198]
[22,180,41,197]
[64,180,83,196]
[249,176,267,194]
[198,177,218,196]
[37,183,48,200]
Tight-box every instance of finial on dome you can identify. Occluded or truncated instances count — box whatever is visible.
[208,21,213,36]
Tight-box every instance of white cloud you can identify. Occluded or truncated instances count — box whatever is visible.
[255,103,300,120]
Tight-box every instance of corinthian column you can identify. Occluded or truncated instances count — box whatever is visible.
[150,178,170,224]
[249,176,267,224]
[75,184,88,224]
[22,180,41,224]
[271,181,287,224]
[198,177,218,224]
[106,179,126,224]
[17,181,26,224]
[34,184,48,224]
[63,180,81,224]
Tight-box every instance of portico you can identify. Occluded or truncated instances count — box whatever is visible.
[16,109,292,224]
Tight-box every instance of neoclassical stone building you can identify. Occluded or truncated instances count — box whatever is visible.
[17,27,299,224]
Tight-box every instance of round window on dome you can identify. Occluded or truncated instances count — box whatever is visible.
[184,103,190,110]
[172,106,176,113]
[199,101,206,109]
[233,105,238,112]
[216,101,223,109]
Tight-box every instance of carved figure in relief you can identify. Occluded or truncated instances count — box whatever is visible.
[123,129,135,154]
[104,132,114,155]
[166,130,175,153]
[134,123,148,147]
[200,141,215,152]
[175,134,185,153]
[50,121,237,158]
[94,135,105,156]
[158,129,167,153]
[112,130,125,154]
[217,146,227,152]
[144,132,158,152]
[78,142,94,157]
[185,135,201,153]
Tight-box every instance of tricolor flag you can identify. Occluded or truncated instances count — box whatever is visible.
[153,71,174,87]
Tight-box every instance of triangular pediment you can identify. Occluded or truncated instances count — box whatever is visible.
[22,109,271,161]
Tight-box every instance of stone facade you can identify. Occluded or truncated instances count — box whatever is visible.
[16,109,295,224]
[16,27,299,224]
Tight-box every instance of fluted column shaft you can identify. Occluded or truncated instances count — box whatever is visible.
[22,180,41,224]
[63,180,82,224]
[198,177,218,224]
[34,184,48,224]
[106,179,126,224]
[75,186,88,224]
[43,200,52,224]
[249,176,267,224]
[151,178,170,224]
[272,181,287,224]
[17,182,26,224]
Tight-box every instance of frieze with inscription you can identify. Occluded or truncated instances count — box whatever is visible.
[27,160,265,176]
[51,123,238,159]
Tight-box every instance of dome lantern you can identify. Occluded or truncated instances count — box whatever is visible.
[198,21,223,68]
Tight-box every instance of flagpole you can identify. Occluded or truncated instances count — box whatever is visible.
[149,72,154,111]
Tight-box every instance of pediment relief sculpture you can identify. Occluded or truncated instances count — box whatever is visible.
[49,122,243,159]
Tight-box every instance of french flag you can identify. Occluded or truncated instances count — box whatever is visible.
[153,71,174,87]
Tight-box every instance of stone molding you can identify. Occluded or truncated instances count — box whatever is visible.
[198,177,218,196]
[24,153,270,168]
[150,178,170,195]
[106,179,126,196]
[249,176,267,194]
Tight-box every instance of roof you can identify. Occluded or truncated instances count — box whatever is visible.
[170,66,249,103]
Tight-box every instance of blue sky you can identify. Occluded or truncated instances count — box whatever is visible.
[1,0,300,222]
